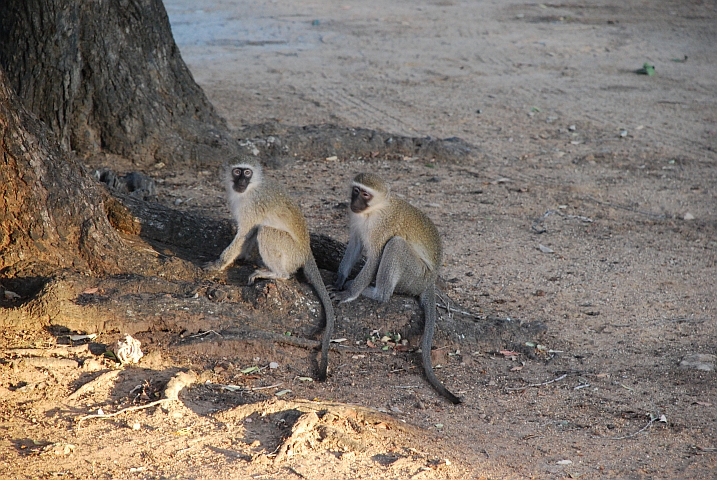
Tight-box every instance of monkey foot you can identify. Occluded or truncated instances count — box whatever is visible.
[248,269,290,285]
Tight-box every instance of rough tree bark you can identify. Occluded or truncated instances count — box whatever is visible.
[0,67,134,281]
[0,0,238,168]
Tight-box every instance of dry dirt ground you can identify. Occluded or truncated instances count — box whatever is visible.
[2,0,717,478]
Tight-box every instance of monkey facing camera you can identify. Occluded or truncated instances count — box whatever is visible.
[332,173,462,404]
[205,161,334,381]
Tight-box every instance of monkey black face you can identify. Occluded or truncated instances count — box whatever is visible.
[350,186,373,213]
[232,167,253,193]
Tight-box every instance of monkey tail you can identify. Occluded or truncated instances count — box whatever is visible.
[420,287,463,404]
[302,253,335,381]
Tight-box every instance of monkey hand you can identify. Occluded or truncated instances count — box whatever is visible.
[330,288,358,304]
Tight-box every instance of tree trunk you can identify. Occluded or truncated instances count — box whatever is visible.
[0,0,238,168]
[0,67,132,280]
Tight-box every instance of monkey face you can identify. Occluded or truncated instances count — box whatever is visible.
[232,167,253,193]
[350,186,373,213]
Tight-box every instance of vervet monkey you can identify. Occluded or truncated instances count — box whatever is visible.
[332,173,462,404]
[205,161,334,380]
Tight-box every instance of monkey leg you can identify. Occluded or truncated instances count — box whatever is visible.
[249,227,304,285]
[238,227,260,262]
[362,237,431,302]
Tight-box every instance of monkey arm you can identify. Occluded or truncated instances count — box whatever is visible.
[204,235,244,271]
[333,254,380,303]
[204,224,255,271]
[333,234,363,290]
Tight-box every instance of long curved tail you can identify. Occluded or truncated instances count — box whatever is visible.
[303,254,335,381]
[420,287,462,404]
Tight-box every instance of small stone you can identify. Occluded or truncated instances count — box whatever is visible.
[679,354,715,371]
[538,244,554,254]
[684,212,695,220]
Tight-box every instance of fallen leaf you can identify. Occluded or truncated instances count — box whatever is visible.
[82,287,99,294]
[499,350,520,357]
[510,366,524,371]
[636,62,655,76]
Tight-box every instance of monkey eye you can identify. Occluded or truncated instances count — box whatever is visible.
[244,169,253,178]
[352,186,360,195]
[232,168,242,176]
[361,190,371,200]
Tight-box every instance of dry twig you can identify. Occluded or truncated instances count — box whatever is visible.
[608,413,666,440]
[505,373,568,392]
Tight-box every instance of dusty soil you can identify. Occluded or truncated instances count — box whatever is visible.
[2,0,717,478]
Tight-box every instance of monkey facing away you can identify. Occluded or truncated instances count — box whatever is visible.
[332,173,462,404]
[205,161,334,381]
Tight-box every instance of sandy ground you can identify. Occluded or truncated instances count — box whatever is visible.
[2,0,717,478]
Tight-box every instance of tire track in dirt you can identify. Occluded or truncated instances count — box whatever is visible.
[309,86,416,137]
